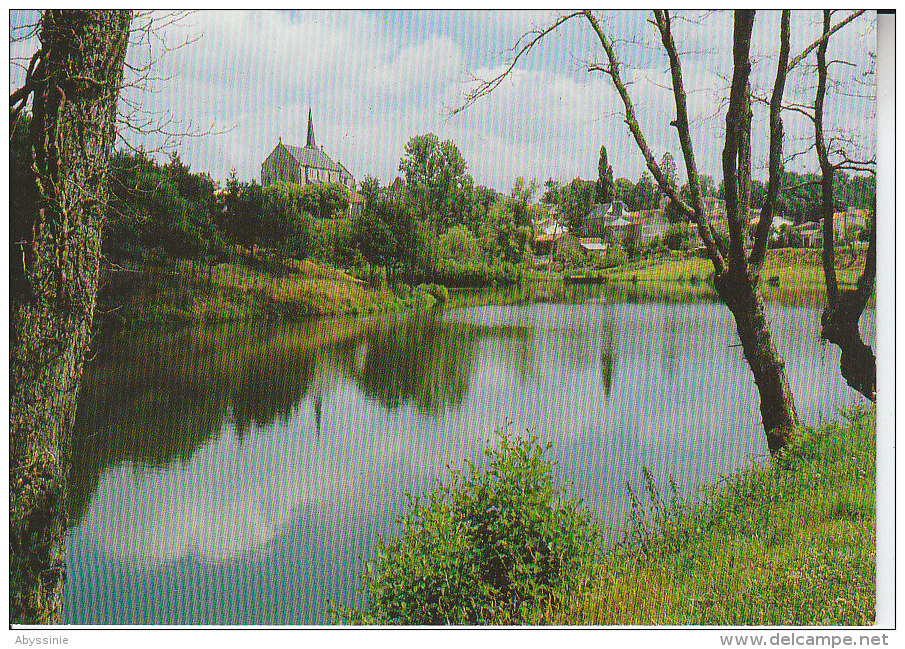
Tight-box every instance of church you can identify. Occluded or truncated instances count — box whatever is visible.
[261,108,356,195]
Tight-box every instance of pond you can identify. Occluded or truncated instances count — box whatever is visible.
[63,285,874,624]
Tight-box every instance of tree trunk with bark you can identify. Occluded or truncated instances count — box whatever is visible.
[814,9,877,402]
[587,9,798,452]
[715,11,798,453]
[714,269,798,453]
[10,9,132,624]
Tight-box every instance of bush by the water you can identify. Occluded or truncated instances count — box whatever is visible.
[416,283,449,304]
[340,430,601,625]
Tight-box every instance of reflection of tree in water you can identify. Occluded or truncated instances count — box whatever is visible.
[70,327,234,520]
[355,314,474,413]
[661,318,680,377]
[68,320,362,521]
[599,318,616,397]
[355,311,531,414]
[68,313,530,523]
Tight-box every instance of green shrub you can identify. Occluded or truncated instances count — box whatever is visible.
[417,283,449,304]
[341,430,601,625]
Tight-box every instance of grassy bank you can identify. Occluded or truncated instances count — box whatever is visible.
[561,406,876,626]
[98,255,440,328]
[580,248,871,306]
[341,407,875,626]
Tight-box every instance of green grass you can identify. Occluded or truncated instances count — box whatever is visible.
[98,254,440,327]
[560,406,876,626]
[585,248,870,306]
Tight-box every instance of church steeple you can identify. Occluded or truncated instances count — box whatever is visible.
[306,107,316,148]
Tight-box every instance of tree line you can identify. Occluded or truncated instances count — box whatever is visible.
[543,159,875,234]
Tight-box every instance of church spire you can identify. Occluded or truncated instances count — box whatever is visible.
[306,107,316,148]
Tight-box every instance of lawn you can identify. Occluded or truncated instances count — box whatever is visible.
[560,406,876,626]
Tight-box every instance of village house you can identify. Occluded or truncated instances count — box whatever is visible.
[579,201,642,250]
[260,108,359,214]
[636,209,669,247]
[532,206,567,257]
[794,222,822,248]
[747,212,794,247]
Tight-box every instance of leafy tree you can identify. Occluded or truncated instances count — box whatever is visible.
[222,169,242,234]
[634,172,659,210]
[234,180,264,254]
[775,171,821,223]
[660,152,678,188]
[660,152,683,222]
[262,181,309,255]
[399,133,471,230]
[299,181,350,220]
[354,206,396,274]
[614,177,636,210]
[663,223,691,251]
[104,149,222,261]
[482,178,537,265]
[359,175,380,215]
[464,184,501,235]
[439,224,482,265]
[542,177,561,204]
[354,195,425,282]
[595,145,615,204]
[559,178,595,234]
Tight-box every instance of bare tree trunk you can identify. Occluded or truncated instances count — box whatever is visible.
[814,9,876,402]
[608,9,798,452]
[714,10,797,453]
[714,269,798,453]
[10,10,132,624]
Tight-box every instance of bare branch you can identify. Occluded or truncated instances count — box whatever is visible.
[749,10,791,272]
[10,49,43,123]
[450,11,585,116]
[652,9,725,267]
[787,9,866,72]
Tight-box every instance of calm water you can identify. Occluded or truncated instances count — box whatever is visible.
[63,286,874,624]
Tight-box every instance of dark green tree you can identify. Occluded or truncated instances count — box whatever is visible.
[359,175,380,215]
[233,180,264,255]
[595,145,615,204]
[660,151,683,222]
[542,177,561,204]
[559,178,595,234]
[613,177,635,210]
[262,181,308,255]
[635,172,659,210]
[299,181,350,220]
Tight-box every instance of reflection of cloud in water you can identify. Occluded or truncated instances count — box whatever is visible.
[72,378,487,569]
[64,295,874,623]
[78,420,315,565]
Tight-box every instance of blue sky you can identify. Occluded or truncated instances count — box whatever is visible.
[10,10,876,193]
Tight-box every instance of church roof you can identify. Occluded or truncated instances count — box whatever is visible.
[283,143,341,172]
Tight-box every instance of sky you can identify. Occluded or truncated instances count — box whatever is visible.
[9,9,877,194]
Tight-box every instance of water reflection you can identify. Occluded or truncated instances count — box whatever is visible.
[64,287,874,624]
[69,312,530,521]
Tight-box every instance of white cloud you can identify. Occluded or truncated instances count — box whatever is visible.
[10,10,875,192]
